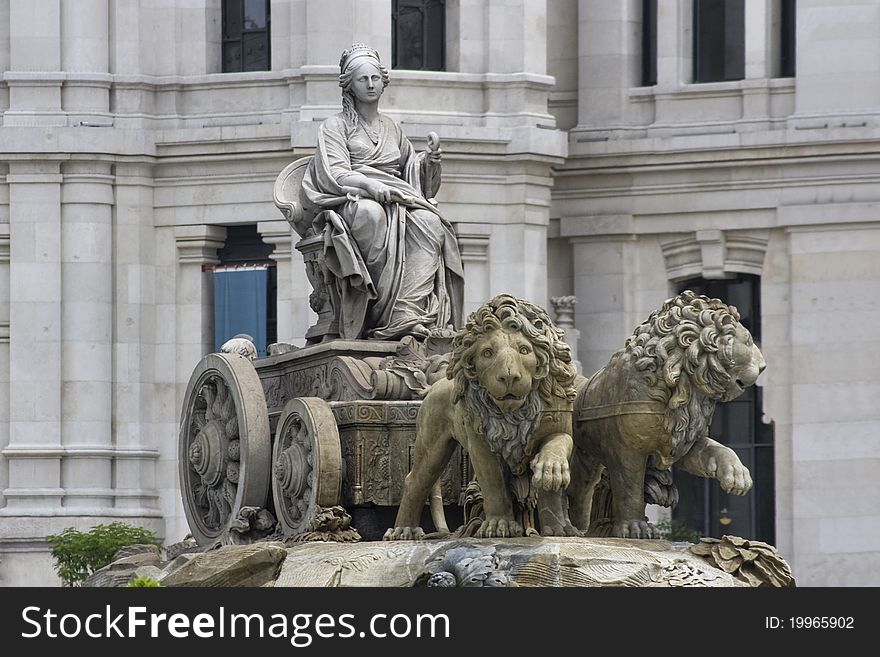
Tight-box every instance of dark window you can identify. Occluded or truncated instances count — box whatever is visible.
[222,0,271,72]
[779,0,796,77]
[214,225,277,357]
[641,0,657,86]
[672,275,775,544]
[392,0,445,71]
[693,0,744,82]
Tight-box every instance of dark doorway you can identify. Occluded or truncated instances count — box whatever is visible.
[672,275,775,543]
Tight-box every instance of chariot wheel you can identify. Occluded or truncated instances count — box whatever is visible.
[271,397,342,537]
[178,353,271,546]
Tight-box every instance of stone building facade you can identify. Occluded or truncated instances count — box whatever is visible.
[0,0,877,586]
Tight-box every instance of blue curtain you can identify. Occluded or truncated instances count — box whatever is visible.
[213,266,268,356]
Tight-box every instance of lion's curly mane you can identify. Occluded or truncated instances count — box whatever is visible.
[446,295,578,475]
[624,290,742,456]
[448,294,578,405]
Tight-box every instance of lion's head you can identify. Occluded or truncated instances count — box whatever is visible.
[448,294,578,411]
[626,290,765,402]
[624,290,766,452]
[447,294,578,474]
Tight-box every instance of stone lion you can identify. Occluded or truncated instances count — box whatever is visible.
[568,290,766,538]
[384,294,579,540]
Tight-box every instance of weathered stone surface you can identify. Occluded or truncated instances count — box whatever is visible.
[571,291,765,539]
[166,537,200,561]
[160,553,197,579]
[112,544,161,562]
[691,536,796,587]
[82,568,137,588]
[275,537,748,587]
[385,295,578,541]
[132,565,164,582]
[161,543,288,588]
[82,548,163,587]
[112,551,162,568]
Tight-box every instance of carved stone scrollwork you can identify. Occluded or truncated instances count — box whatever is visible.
[271,397,343,538]
[179,354,271,546]
[319,336,451,402]
[290,505,362,543]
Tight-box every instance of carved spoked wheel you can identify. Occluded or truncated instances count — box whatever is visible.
[272,397,342,537]
[179,353,271,546]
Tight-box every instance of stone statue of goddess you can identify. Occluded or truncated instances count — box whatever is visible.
[301,43,464,340]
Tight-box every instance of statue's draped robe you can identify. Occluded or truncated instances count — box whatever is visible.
[302,113,464,339]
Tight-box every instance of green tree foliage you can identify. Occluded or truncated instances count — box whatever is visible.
[46,522,161,586]
[655,518,701,544]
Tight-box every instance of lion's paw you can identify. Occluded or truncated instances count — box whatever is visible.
[707,453,753,496]
[540,522,580,538]
[530,452,571,491]
[475,517,523,539]
[382,526,426,541]
[611,520,660,539]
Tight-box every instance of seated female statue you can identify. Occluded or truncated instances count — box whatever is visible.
[301,43,464,340]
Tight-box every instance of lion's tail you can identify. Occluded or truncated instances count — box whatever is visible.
[429,480,449,534]
[644,463,679,508]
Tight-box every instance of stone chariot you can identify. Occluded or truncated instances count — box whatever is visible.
[177,157,467,547]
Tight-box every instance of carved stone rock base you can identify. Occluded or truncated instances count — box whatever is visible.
[274,537,755,587]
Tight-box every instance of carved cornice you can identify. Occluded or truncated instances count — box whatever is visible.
[454,223,491,264]
[257,220,293,259]
[661,230,769,281]
[174,225,227,265]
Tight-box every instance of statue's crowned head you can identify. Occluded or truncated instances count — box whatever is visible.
[338,43,391,127]
[339,43,382,77]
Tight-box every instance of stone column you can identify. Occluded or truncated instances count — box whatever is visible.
[486,0,547,74]
[568,235,640,376]
[455,223,491,315]
[1,162,63,513]
[175,226,226,383]
[489,217,551,310]
[784,224,880,585]
[5,0,63,126]
[59,161,114,511]
[742,0,772,123]
[794,1,880,116]
[297,0,392,137]
[61,0,111,124]
[257,220,300,345]
[0,223,9,509]
[577,0,639,128]
[271,0,307,70]
[656,0,690,87]
[305,0,391,65]
[113,163,161,513]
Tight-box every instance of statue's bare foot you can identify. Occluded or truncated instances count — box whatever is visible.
[475,516,523,539]
[383,526,426,541]
[706,450,753,495]
[409,324,430,339]
[611,519,660,539]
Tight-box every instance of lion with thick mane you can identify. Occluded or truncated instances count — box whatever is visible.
[384,294,578,540]
[567,290,766,538]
